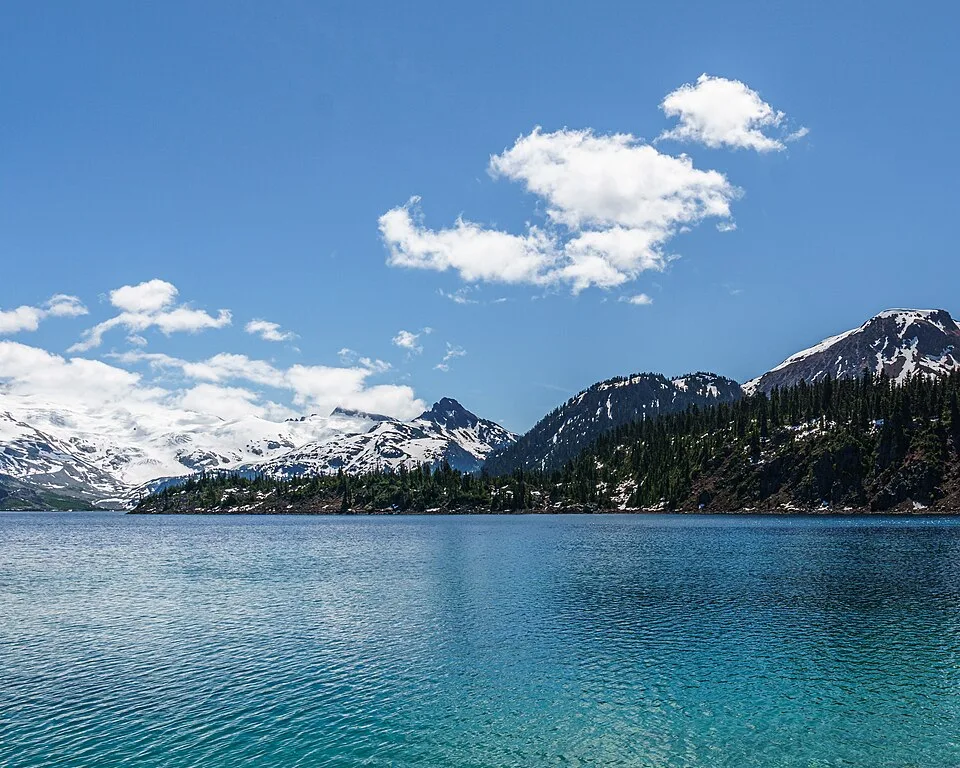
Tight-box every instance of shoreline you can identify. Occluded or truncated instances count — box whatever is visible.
[127,505,960,517]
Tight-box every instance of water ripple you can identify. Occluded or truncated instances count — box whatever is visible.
[2,512,960,766]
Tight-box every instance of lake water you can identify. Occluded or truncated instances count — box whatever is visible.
[2,512,960,767]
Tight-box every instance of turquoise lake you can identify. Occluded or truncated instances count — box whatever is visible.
[2,512,960,767]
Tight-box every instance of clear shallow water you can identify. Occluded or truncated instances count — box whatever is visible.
[2,513,960,767]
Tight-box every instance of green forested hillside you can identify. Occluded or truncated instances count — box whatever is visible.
[135,372,960,514]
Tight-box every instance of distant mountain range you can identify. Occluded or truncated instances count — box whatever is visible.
[2,308,958,509]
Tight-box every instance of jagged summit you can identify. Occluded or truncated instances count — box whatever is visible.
[417,397,479,429]
[745,308,960,395]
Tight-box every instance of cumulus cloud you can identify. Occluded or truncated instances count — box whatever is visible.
[381,76,804,296]
[381,200,558,286]
[110,279,179,314]
[245,319,296,343]
[382,127,738,294]
[434,343,467,372]
[658,74,807,152]
[0,294,88,335]
[0,340,159,408]
[108,347,422,420]
[70,279,231,352]
[392,329,424,354]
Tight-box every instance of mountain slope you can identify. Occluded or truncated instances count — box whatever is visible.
[553,371,960,513]
[137,373,960,515]
[260,398,517,477]
[0,393,512,506]
[746,309,960,395]
[484,372,742,475]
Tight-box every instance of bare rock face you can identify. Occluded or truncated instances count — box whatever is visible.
[745,309,960,395]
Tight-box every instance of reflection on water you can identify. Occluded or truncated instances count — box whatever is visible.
[2,513,960,766]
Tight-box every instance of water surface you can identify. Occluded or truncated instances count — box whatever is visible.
[2,512,960,767]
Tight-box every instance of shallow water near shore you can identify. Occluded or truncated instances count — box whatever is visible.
[2,512,960,767]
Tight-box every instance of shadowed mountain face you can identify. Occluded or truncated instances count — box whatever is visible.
[484,372,742,475]
[745,309,960,395]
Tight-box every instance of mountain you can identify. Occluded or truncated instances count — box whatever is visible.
[0,474,98,511]
[0,393,514,508]
[745,309,960,395]
[138,372,960,515]
[484,372,742,475]
[259,398,517,477]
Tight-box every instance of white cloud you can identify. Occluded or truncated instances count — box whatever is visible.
[619,293,654,306]
[70,279,231,352]
[658,74,807,152]
[45,294,89,318]
[382,126,739,294]
[245,318,296,343]
[0,306,44,335]
[107,348,421,420]
[110,279,179,313]
[439,288,480,305]
[177,383,282,422]
[392,329,424,354]
[716,221,738,232]
[381,199,558,285]
[434,343,467,372]
[0,340,160,408]
[0,294,88,335]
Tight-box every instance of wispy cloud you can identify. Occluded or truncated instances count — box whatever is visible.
[245,318,296,343]
[70,279,231,352]
[392,329,424,354]
[434,343,467,372]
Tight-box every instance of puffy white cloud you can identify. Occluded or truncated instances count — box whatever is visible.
[380,199,558,285]
[108,348,422,420]
[619,293,654,306]
[392,329,424,354]
[382,127,738,294]
[285,363,423,419]
[0,306,44,335]
[0,340,159,407]
[70,279,231,351]
[110,279,179,313]
[658,74,807,152]
[245,319,296,343]
[434,343,467,372]
[0,294,88,335]
[490,127,735,231]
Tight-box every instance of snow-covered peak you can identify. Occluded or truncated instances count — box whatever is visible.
[0,388,513,507]
[745,308,960,394]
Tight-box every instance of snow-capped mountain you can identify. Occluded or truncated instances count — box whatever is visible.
[0,393,514,507]
[745,309,960,395]
[259,398,517,477]
[484,372,742,475]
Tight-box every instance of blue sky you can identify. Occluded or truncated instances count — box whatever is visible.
[1,1,957,432]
